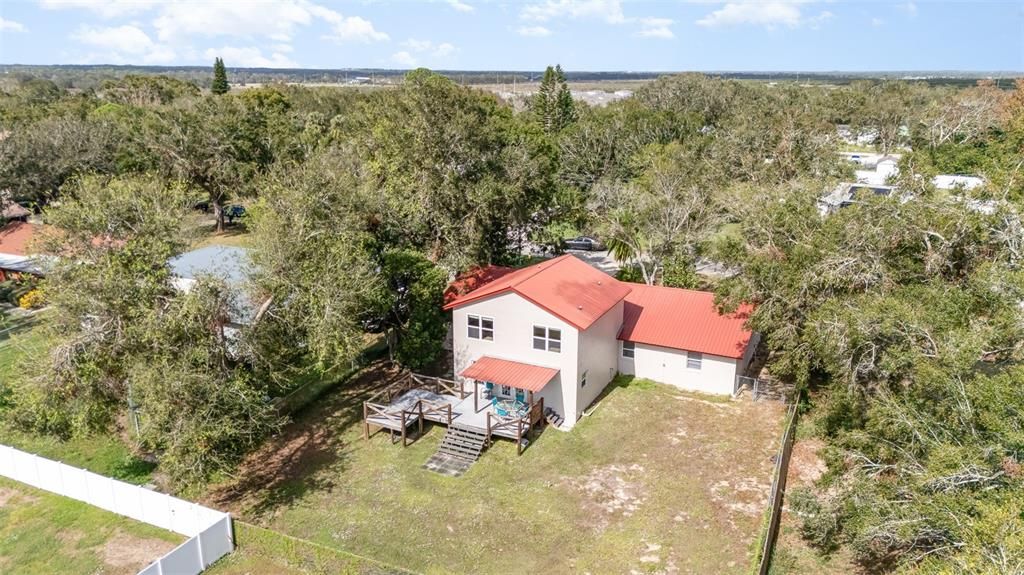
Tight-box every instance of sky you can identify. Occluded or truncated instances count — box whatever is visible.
[0,1,1021,72]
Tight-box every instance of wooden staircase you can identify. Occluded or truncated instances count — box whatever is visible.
[544,407,564,428]
[435,423,489,462]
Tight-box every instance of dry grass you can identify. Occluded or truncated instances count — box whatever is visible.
[205,366,786,574]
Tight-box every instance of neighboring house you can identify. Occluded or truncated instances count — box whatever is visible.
[168,245,256,331]
[818,182,898,215]
[445,255,755,429]
[1,203,31,223]
[854,155,900,186]
[0,221,44,281]
[933,174,985,191]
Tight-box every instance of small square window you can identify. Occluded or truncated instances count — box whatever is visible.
[687,351,703,370]
[468,315,493,341]
[622,341,635,359]
[580,370,588,388]
[532,325,562,353]
[501,385,511,396]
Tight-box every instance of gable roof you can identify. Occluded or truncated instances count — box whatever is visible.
[2,203,30,220]
[444,254,632,330]
[0,221,40,257]
[619,283,753,359]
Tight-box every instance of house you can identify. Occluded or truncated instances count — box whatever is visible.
[0,221,44,281]
[933,174,985,191]
[1,203,31,223]
[818,182,898,215]
[168,245,257,332]
[444,254,755,430]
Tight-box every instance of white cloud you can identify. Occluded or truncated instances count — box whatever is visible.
[521,0,674,39]
[71,24,175,63]
[38,0,155,19]
[636,17,673,39]
[153,1,313,42]
[204,46,297,68]
[521,0,626,24]
[898,2,918,16]
[697,2,803,28]
[393,38,457,67]
[871,17,885,27]
[391,50,418,68]
[446,0,474,13]
[310,4,389,43]
[517,26,552,37]
[695,1,834,29]
[0,17,26,32]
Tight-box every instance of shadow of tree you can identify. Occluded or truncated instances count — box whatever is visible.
[205,361,402,520]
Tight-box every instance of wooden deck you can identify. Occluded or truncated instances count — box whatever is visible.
[362,372,545,455]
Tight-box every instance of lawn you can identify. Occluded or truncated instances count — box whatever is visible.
[0,310,156,485]
[0,477,182,575]
[206,363,786,575]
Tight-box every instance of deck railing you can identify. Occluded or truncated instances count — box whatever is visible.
[486,397,544,456]
[362,400,423,446]
[410,374,469,399]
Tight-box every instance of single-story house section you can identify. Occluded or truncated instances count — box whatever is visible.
[445,254,756,429]
[0,221,45,280]
[168,245,257,330]
[618,284,757,396]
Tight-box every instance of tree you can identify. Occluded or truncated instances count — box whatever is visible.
[212,57,229,95]
[589,143,722,285]
[144,96,273,232]
[369,250,448,370]
[532,64,576,134]
[3,175,278,487]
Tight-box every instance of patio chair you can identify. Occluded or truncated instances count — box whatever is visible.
[483,382,494,401]
[514,389,525,403]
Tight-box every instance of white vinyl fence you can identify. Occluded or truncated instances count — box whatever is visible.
[0,444,234,575]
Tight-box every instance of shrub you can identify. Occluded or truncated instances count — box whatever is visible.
[18,289,46,310]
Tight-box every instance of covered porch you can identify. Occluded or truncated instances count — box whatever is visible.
[458,356,555,454]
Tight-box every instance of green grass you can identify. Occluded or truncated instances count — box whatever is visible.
[0,478,182,575]
[207,370,788,575]
[206,522,407,575]
[0,311,155,485]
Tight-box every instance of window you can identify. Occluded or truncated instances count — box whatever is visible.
[580,370,588,388]
[532,326,561,352]
[468,315,493,341]
[687,351,703,370]
[500,385,512,397]
[622,341,635,359]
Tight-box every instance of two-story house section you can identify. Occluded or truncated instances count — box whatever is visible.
[444,255,757,429]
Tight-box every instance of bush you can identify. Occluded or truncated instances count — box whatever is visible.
[18,289,45,310]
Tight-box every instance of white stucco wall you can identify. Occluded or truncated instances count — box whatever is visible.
[576,300,624,421]
[451,292,579,424]
[618,342,738,396]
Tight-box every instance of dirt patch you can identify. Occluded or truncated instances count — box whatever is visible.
[205,361,402,519]
[100,531,176,573]
[0,485,37,508]
[563,463,647,531]
[710,476,771,517]
[788,439,827,487]
[57,528,85,546]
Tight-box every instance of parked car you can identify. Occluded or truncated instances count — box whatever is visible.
[563,236,605,251]
[225,205,246,224]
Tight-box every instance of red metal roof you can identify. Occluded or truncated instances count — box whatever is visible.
[443,264,516,306]
[460,356,559,392]
[444,255,632,330]
[0,221,40,257]
[619,284,753,359]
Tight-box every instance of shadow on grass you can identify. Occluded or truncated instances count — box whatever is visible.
[207,361,401,520]
[0,313,38,345]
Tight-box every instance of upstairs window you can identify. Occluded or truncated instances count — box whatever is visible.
[532,326,561,352]
[622,341,635,359]
[580,370,588,388]
[687,351,703,370]
[468,315,494,341]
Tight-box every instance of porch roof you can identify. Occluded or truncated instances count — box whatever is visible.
[460,356,558,393]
